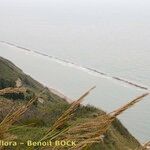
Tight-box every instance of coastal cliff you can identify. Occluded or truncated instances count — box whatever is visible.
[0,56,141,150]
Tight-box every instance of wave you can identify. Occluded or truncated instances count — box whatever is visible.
[0,40,149,91]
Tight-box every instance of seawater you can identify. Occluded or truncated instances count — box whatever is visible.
[0,0,150,142]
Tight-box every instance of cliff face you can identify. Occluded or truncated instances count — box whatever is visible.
[0,56,140,150]
[0,56,44,91]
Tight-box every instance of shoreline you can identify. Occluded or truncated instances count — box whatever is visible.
[49,87,73,103]
[0,40,149,92]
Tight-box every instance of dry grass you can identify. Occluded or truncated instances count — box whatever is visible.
[0,96,36,137]
[39,90,149,150]
[39,86,96,142]
[0,98,14,107]
[62,93,149,150]
[142,141,150,150]
[0,87,46,149]
[0,86,149,150]
[0,87,26,95]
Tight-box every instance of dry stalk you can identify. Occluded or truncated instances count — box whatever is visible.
[39,86,96,142]
[0,87,26,95]
[0,87,46,138]
[49,93,149,150]
[143,141,150,150]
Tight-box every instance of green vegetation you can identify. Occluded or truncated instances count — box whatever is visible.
[0,56,144,150]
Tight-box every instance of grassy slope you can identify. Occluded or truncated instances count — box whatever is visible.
[0,56,140,150]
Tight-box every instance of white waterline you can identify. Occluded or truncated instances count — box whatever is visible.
[0,40,149,92]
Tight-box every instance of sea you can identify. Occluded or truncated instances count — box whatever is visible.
[0,0,150,143]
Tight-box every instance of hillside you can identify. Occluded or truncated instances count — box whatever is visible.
[0,56,141,150]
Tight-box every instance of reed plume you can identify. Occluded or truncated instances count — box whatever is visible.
[0,87,46,139]
[39,86,96,142]
[40,92,149,150]
[142,141,150,150]
[0,86,149,150]
[0,87,26,95]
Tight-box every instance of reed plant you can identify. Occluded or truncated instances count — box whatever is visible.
[0,86,149,150]
[0,87,26,95]
[143,141,150,150]
[0,87,46,149]
[39,90,149,150]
